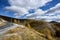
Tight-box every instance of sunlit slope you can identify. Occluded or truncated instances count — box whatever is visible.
[0,18,47,40]
[0,18,14,30]
[0,18,60,40]
[0,18,6,27]
[0,26,47,40]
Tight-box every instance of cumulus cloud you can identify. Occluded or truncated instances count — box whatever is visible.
[43,3,60,22]
[46,3,60,14]
[24,3,60,22]
[5,6,28,18]
[5,0,52,18]
[44,3,60,22]
[5,0,60,22]
[45,3,60,18]
[23,9,46,18]
[9,0,52,9]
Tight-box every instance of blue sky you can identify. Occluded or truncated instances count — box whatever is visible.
[0,0,60,20]
[0,0,10,9]
[40,0,60,10]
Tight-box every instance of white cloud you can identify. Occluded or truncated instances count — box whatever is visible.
[5,0,60,22]
[23,9,46,18]
[9,0,52,9]
[24,3,60,22]
[5,6,28,18]
[46,3,60,14]
[5,0,52,18]
[41,3,60,22]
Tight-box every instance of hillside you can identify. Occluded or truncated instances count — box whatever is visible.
[0,18,60,40]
